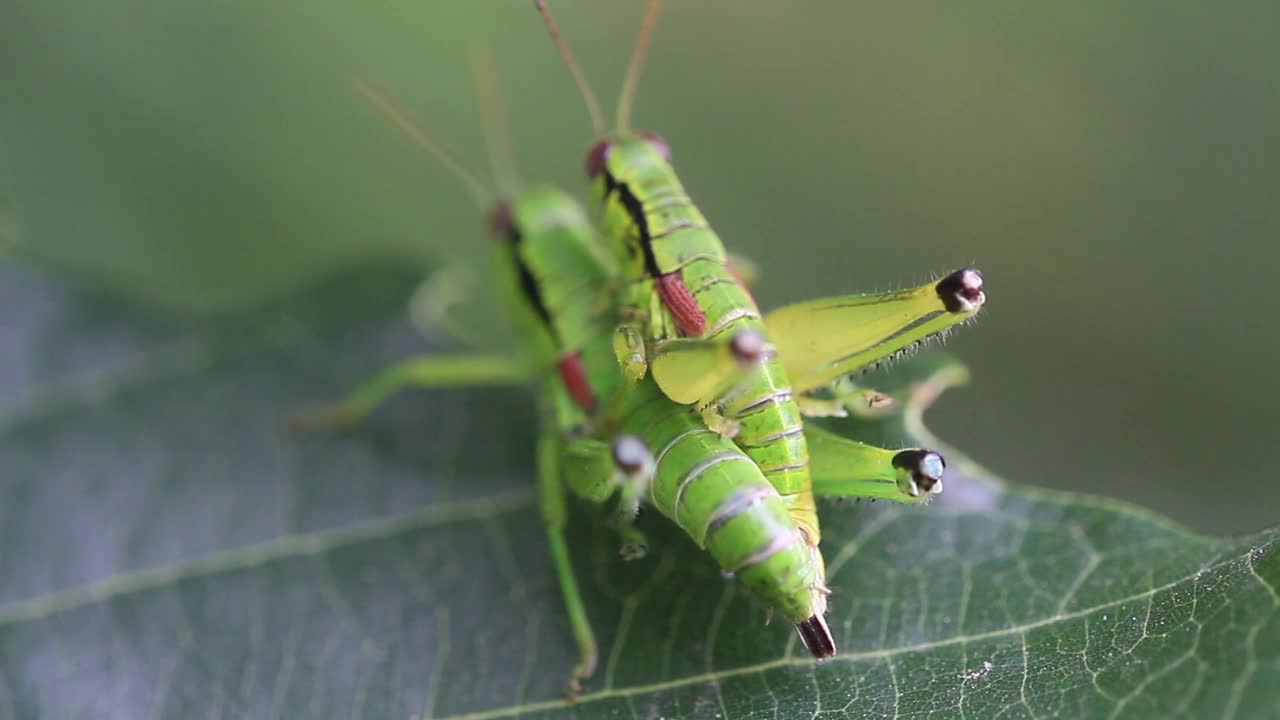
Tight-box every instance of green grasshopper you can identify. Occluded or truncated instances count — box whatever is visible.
[534,0,986,655]
[293,60,961,698]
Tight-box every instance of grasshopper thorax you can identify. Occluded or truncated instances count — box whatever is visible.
[585,131,672,179]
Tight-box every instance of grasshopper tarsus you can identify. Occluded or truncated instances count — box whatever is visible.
[283,405,360,438]
[618,541,648,562]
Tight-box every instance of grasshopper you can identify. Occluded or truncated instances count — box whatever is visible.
[534,0,986,658]
[293,56,961,698]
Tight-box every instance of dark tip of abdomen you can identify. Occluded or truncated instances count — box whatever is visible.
[795,614,837,659]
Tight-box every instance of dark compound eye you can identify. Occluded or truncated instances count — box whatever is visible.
[935,268,985,313]
[488,201,515,238]
[915,452,946,495]
[729,329,771,365]
[636,130,671,161]
[585,139,612,178]
[892,449,947,496]
[612,435,653,477]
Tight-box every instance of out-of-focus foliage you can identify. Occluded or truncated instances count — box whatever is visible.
[0,4,1275,530]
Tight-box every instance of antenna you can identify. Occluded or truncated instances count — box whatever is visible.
[534,0,606,136]
[469,46,521,198]
[616,0,662,133]
[354,79,493,209]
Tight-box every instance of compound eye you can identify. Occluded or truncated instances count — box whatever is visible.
[729,329,771,365]
[935,268,985,313]
[488,201,514,238]
[637,130,671,161]
[611,435,653,477]
[585,139,612,178]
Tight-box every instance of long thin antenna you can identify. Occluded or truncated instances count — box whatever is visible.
[469,46,521,198]
[534,0,606,136]
[616,0,662,133]
[354,79,493,209]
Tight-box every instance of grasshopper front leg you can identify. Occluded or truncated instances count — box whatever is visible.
[595,316,772,439]
[288,354,529,433]
[562,432,656,560]
[606,435,656,560]
[586,323,648,437]
[544,431,657,700]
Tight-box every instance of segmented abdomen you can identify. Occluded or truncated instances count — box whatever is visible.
[621,386,823,623]
[674,252,822,554]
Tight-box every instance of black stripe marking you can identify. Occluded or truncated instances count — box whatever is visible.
[506,229,558,343]
[604,170,662,278]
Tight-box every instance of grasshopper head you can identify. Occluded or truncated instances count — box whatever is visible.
[936,268,986,314]
[892,449,947,497]
[585,131,672,178]
[487,200,515,238]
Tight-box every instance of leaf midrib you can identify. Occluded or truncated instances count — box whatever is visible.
[0,488,537,626]
[434,536,1276,720]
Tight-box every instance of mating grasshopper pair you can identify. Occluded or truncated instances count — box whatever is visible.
[294,0,985,700]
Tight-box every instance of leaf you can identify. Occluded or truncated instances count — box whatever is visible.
[3,263,1278,720]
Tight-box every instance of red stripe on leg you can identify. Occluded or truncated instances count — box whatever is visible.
[656,272,707,337]
[557,353,597,413]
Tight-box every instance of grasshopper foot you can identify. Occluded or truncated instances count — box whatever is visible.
[619,539,649,561]
[284,405,361,437]
[700,408,741,439]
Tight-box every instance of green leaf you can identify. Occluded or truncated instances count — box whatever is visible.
[3,263,1278,720]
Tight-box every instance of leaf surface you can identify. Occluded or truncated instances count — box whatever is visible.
[2,264,1277,720]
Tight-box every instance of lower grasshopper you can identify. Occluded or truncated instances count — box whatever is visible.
[293,60,958,698]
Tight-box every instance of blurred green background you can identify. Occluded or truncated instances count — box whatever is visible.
[3,1,1276,534]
